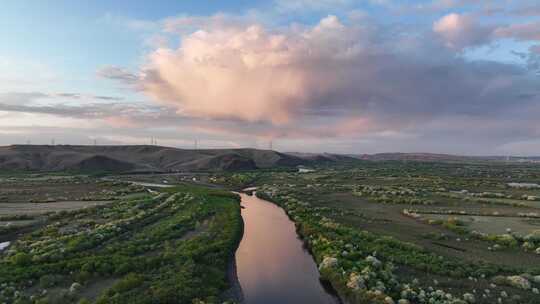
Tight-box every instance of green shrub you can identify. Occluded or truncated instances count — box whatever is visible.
[11,252,32,266]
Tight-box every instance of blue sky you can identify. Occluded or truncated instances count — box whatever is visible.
[1,1,261,93]
[1,0,540,154]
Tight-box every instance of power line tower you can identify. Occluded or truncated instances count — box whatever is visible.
[51,138,55,146]
[269,140,273,150]
[194,139,198,150]
[93,139,97,146]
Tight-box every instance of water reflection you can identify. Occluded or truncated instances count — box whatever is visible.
[0,241,10,251]
[235,193,340,304]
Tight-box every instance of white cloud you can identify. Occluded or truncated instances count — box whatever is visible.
[433,13,494,50]
[140,16,359,124]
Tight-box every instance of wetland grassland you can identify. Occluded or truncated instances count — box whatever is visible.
[3,159,540,304]
[242,161,540,304]
[0,176,242,304]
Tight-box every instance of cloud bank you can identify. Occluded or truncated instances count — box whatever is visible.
[140,16,353,124]
[126,14,539,138]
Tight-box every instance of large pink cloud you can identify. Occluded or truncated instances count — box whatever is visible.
[140,16,363,125]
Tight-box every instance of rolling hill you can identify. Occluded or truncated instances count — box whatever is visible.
[0,145,309,172]
[0,145,534,173]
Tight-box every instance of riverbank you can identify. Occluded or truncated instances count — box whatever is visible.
[221,255,244,303]
[113,180,246,303]
[256,185,540,304]
[0,184,246,303]
[221,194,245,303]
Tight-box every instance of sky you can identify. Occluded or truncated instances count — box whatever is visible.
[1,0,540,155]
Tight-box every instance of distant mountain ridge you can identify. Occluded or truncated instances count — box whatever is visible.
[357,152,476,162]
[0,145,309,172]
[0,145,537,172]
[356,153,540,162]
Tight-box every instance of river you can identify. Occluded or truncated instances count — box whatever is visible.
[235,192,340,304]
[106,179,340,302]
[0,241,10,251]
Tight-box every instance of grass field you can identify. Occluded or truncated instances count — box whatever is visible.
[237,161,540,304]
[3,160,540,304]
[0,178,242,304]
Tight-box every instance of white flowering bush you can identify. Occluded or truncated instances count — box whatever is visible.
[506,276,531,290]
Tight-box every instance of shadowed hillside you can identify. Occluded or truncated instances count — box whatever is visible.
[0,145,308,172]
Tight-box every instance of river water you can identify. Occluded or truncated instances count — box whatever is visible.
[235,192,340,304]
[0,241,10,251]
